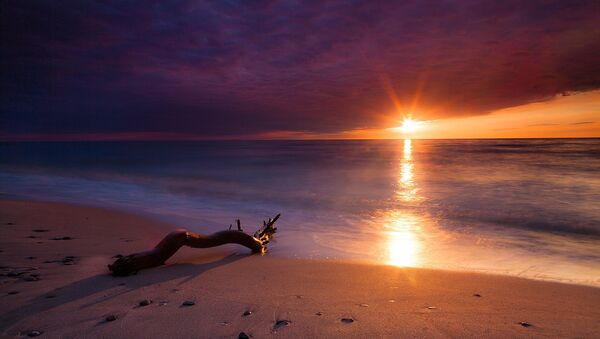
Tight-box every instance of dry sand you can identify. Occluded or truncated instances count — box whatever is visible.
[1,199,599,338]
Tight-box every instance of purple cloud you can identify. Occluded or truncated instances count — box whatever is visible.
[1,0,599,137]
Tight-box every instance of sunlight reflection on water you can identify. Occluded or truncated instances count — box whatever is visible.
[386,139,423,267]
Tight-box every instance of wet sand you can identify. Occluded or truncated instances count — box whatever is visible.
[1,199,599,338]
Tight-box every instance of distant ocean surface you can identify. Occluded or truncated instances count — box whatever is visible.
[1,139,599,286]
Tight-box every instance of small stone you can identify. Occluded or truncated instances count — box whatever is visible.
[26,330,42,337]
[182,300,195,306]
[427,306,437,310]
[23,275,40,282]
[105,315,117,322]
[358,303,369,307]
[341,318,354,324]
[388,299,395,303]
[51,236,72,240]
[473,293,481,297]
[218,321,231,326]
[7,291,19,295]
[519,321,532,327]
[45,294,57,299]
[315,312,323,316]
[25,256,37,260]
[158,300,168,306]
[139,299,152,307]
[6,222,15,225]
[33,229,49,233]
[273,319,291,330]
[238,332,251,339]
[242,310,252,317]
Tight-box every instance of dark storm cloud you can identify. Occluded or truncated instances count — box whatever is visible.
[1,0,599,137]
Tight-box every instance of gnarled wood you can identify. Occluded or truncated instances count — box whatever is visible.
[108,214,280,276]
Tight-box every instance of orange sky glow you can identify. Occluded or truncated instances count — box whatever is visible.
[258,90,600,140]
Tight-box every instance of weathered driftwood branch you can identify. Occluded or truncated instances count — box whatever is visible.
[108,214,280,276]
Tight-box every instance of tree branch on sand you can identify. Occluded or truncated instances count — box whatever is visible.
[108,214,281,276]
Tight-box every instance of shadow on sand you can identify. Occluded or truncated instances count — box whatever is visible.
[0,253,245,331]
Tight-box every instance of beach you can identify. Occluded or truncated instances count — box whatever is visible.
[1,199,599,338]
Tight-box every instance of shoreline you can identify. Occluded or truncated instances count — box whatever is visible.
[1,199,599,337]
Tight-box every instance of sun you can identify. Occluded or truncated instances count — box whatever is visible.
[401,118,419,133]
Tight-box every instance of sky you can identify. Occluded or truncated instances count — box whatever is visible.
[1,0,599,140]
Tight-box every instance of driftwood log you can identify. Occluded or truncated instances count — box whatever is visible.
[108,214,280,276]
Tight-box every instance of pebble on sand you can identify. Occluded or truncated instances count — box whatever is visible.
[51,236,72,240]
[473,293,482,297]
[25,330,43,337]
[22,275,40,282]
[105,315,117,322]
[242,310,252,317]
[138,299,152,307]
[341,318,355,324]
[519,321,533,327]
[8,291,19,295]
[181,300,195,306]
[273,319,291,331]
[358,303,369,307]
[315,312,323,316]
[238,332,251,339]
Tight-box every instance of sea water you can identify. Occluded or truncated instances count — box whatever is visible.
[1,139,599,286]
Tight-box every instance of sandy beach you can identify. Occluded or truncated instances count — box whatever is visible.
[1,199,599,338]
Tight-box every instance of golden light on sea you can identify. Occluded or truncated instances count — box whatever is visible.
[385,138,422,267]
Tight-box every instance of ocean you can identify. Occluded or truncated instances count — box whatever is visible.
[1,139,599,286]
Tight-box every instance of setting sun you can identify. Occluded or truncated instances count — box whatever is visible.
[401,118,419,133]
